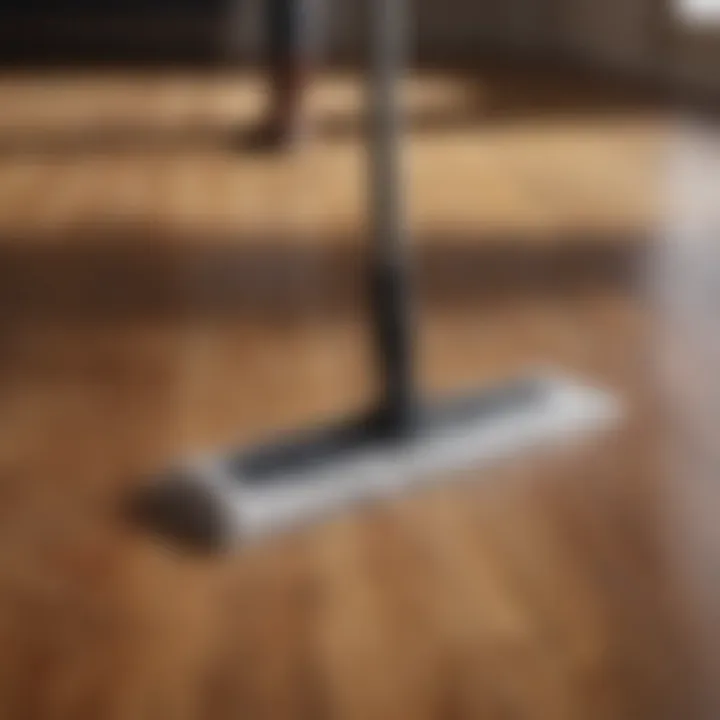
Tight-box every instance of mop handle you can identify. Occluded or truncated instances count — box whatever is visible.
[368,0,415,427]
[369,0,407,266]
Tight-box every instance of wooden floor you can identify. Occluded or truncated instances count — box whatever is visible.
[0,66,718,719]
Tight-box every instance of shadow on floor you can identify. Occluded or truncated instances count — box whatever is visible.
[0,224,649,323]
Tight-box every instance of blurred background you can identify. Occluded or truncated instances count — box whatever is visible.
[0,0,719,717]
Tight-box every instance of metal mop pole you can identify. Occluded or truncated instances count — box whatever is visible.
[367,0,416,434]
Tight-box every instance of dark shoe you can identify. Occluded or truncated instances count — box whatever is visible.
[238,119,307,154]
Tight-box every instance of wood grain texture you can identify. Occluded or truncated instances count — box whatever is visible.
[0,66,715,719]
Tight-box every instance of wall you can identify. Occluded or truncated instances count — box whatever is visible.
[672,25,720,93]
[0,0,554,64]
[548,0,662,74]
[228,0,551,63]
[1,0,718,95]
[547,0,720,95]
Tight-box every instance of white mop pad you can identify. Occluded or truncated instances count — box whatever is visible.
[163,371,619,546]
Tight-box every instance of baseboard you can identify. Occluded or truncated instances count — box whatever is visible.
[0,12,563,70]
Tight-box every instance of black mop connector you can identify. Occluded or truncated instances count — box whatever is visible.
[126,470,236,554]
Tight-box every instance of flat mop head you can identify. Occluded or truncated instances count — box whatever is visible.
[131,371,619,552]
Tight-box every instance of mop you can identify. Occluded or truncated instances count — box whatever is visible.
[131,0,620,551]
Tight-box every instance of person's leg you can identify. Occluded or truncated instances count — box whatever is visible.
[255,0,313,148]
